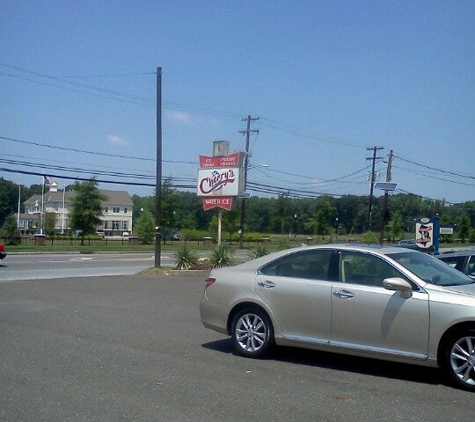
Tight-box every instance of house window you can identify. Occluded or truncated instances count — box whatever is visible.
[112,221,119,230]
[104,207,109,213]
[124,208,128,214]
[113,207,120,213]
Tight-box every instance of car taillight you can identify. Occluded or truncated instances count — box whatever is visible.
[204,277,216,289]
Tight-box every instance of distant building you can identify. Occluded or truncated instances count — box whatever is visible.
[19,183,134,235]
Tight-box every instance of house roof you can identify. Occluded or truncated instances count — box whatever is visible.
[100,190,134,206]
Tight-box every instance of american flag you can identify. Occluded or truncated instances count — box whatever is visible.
[44,175,53,186]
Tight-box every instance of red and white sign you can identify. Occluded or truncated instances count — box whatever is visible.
[202,196,234,211]
[197,168,241,197]
[198,152,244,211]
[416,221,433,249]
[199,152,241,168]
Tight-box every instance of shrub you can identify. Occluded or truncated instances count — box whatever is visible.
[209,245,234,268]
[250,244,270,259]
[362,231,379,244]
[174,245,199,270]
[180,229,210,242]
[243,232,271,243]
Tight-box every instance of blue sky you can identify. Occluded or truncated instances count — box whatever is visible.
[1,0,474,204]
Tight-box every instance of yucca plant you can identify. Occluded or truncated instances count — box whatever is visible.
[250,244,270,259]
[174,245,199,270]
[209,245,235,268]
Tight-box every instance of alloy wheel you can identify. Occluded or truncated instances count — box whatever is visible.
[449,334,475,389]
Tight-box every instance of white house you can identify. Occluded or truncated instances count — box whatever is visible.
[20,183,134,235]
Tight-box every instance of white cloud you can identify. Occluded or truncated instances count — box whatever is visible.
[166,110,192,124]
[107,135,129,146]
[166,111,223,128]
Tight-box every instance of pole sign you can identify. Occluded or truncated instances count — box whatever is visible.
[197,152,244,211]
[415,215,440,255]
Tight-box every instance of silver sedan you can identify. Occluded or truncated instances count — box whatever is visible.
[200,244,475,391]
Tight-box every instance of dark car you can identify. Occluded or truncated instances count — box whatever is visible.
[398,239,434,253]
[397,239,418,249]
[0,243,6,260]
[438,250,475,280]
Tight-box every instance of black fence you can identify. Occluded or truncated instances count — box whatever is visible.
[1,235,138,247]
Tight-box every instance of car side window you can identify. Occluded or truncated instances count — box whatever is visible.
[468,256,475,278]
[339,251,401,287]
[261,250,332,280]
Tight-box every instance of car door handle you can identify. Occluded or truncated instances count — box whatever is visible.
[333,289,354,299]
[258,280,276,289]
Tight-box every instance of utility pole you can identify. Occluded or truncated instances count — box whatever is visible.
[366,146,384,231]
[238,115,259,249]
[379,150,393,245]
[155,67,162,267]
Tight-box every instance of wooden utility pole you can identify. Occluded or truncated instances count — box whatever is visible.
[238,115,259,249]
[379,150,393,245]
[366,146,384,231]
[155,67,162,267]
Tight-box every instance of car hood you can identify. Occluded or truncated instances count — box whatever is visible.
[444,283,475,295]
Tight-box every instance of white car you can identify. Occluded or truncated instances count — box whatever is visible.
[200,244,475,391]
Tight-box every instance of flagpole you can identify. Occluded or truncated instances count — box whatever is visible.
[17,185,21,230]
[61,185,65,234]
[41,174,45,234]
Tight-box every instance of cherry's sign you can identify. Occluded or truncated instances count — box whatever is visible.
[198,169,239,196]
[197,152,244,210]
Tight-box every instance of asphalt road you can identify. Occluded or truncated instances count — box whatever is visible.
[1,272,474,422]
[0,252,167,282]
[0,250,253,282]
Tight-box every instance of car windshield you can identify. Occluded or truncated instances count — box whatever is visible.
[387,251,474,286]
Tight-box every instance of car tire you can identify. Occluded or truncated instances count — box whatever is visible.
[231,307,274,358]
[443,329,475,391]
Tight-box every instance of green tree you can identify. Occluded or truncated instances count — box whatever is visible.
[223,208,239,242]
[273,192,292,235]
[69,179,106,245]
[457,215,471,243]
[44,211,57,235]
[131,194,155,223]
[161,179,179,243]
[135,209,155,244]
[0,178,19,226]
[315,199,336,240]
[0,214,21,244]
[362,231,379,244]
[388,210,403,242]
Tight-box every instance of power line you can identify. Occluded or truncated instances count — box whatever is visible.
[395,154,475,180]
[2,63,472,200]
[0,136,196,164]
[393,164,475,187]
[260,118,368,148]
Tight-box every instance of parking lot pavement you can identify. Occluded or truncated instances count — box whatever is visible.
[1,271,474,422]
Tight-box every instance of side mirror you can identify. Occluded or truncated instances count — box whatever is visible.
[383,277,413,299]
